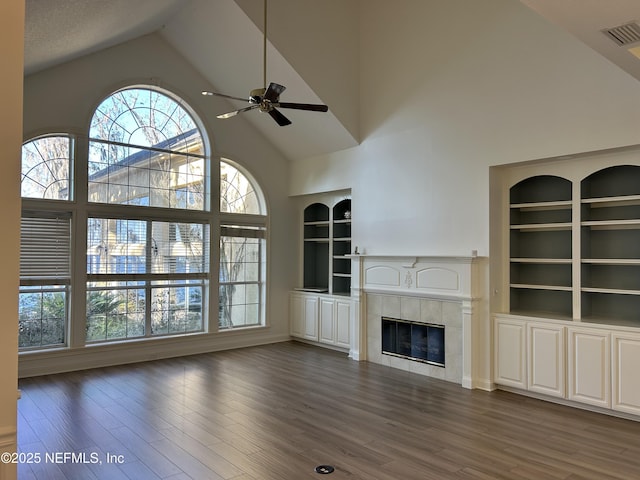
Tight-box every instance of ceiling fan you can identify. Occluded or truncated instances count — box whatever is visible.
[201,0,328,126]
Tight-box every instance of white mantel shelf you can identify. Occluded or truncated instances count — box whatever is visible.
[347,254,477,261]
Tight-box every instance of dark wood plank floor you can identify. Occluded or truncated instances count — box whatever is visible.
[17,341,640,479]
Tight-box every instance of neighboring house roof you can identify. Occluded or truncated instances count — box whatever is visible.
[89,127,202,181]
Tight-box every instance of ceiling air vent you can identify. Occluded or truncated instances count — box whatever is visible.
[603,21,640,46]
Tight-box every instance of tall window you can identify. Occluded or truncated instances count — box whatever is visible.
[86,87,209,342]
[19,135,72,349]
[219,161,267,329]
[20,86,268,352]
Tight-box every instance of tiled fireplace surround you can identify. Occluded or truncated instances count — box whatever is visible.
[350,256,480,389]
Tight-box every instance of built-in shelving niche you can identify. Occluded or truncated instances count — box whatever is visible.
[509,175,573,318]
[303,203,330,291]
[507,165,640,327]
[302,198,352,296]
[332,199,352,295]
[581,165,640,326]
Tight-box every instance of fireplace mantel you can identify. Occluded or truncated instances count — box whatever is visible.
[350,254,478,301]
[349,254,482,389]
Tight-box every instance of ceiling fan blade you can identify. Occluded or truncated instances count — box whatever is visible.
[202,90,249,102]
[217,104,260,119]
[264,82,286,102]
[268,108,292,126]
[278,102,329,112]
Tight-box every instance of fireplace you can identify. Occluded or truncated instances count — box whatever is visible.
[382,317,445,366]
[349,255,480,387]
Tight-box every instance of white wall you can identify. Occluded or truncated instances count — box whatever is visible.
[22,33,297,373]
[289,0,640,258]
[0,1,23,477]
[288,0,640,389]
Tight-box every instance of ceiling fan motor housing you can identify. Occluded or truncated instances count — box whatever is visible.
[250,88,266,104]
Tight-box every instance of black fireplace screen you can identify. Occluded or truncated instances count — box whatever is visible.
[382,317,445,367]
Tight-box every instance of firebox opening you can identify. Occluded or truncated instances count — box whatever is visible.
[381,317,445,367]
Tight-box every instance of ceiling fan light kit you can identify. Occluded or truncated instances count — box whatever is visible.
[201,0,328,126]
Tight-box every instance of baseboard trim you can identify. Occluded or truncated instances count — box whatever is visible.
[19,330,290,378]
[496,385,640,422]
[0,426,17,480]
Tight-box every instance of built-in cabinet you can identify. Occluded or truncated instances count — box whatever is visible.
[289,292,350,350]
[494,314,640,415]
[527,322,565,398]
[494,316,527,389]
[567,327,610,408]
[319,297,351,349]
[612,332,640,416]
[493,149,640,418]
[289,293,319,341]
[293,193,353,353]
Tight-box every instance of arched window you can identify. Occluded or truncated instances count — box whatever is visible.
[20,85,269,351]
[85,87,209,342]
[21,134,72,201]
[220,160,263,214]
[219,160,267,329]
[88,87,207,209]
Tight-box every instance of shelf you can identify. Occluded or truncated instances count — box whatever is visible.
[582,194,640,207]
[333,273,351,278]
[333,237,352,241]
[582,259,640,265]
[304,220,330,226]
[333,255,350,260]
[510,258,572,264]
[511,283,572,291]
[304,238,330,242]
[506,310,573,322]
[582,219,640,230]
[580,316,640,328]
[510,223,572,231]
[582,287,640,295]
[510,200,572,210]
[333,219,351,224]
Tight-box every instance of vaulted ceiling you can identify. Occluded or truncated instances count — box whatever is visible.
[521,0,640,84]
[23,0,640,161]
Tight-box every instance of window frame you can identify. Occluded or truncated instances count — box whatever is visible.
[19,86,270,354]
[218,159,268,330]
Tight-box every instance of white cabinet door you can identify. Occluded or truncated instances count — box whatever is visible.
[335,299,351,349]
[319,298,351,349]
[612,333,640,415]
[289,293,304,338]
[303,295,319,341]
[494,316,527,389]
[527,323,565,398]
[319,298,335,344]
[568,327,610,408]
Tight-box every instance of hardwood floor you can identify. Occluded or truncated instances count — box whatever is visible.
[17,341,640,479]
